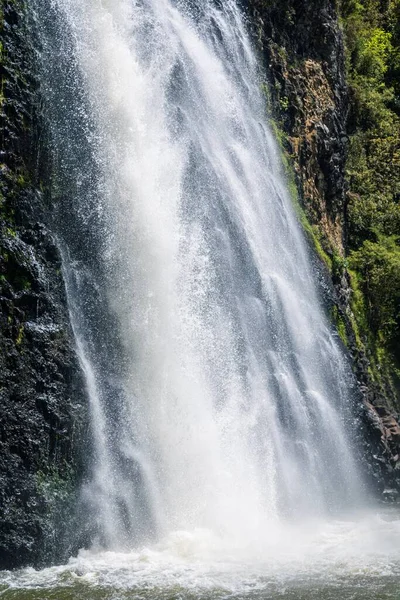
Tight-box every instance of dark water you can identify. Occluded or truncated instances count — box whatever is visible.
[1,576,400,600]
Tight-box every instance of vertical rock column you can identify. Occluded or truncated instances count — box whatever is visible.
[0,0,87,569]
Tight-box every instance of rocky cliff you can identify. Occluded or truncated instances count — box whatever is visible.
[247,0,400,490]
[0,0,86,569]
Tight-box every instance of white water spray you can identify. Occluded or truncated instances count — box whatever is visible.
[34,0,364,553]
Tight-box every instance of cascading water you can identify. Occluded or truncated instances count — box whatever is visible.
[3,1,400,598]
[31,0,366,551]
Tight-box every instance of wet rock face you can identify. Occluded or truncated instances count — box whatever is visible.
[248,0,348,250]
[0,0,86,569]
[250,0,345,71]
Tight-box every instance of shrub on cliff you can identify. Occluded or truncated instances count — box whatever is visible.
[340,0,400,386]
[350,236,400,362]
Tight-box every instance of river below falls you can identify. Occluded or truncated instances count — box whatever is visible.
[1,507,400,600]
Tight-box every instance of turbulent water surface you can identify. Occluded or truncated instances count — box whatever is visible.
[1,509,400,598]
[3,0,400,597]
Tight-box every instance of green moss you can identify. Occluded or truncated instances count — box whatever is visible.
[6,227,16,238]
[36,466,75,505]
[300,212,333,271]
[267,112,290,149]
[15,324,23,346]
[279,95,289,112]
[347,268,367,346]
[16,169,30,188]
[35,464,77,534]
[332,251,349,280]
[332,305,349,346]
[265,104,335,272]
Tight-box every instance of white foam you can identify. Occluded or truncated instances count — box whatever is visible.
[2,509,400,595]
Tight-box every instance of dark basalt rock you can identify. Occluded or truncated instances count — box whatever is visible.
[247,0,348,244]
[0,0,87,569]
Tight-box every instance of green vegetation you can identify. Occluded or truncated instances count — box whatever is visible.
[332,304,349,346]
[340,0,400,390]
[35,463,79,557]
[36,465,76,508]
[265,111,336,272]
[297,206,334,271]
[15,324,23,346]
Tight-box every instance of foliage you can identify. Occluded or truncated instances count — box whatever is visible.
[350,236,400,347]
[340,0,400,376]
[331,305,349,346]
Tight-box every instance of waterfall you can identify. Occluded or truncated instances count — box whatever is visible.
[33,0,363,551]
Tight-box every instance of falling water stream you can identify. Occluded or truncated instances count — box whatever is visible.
[2,0,400,598]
